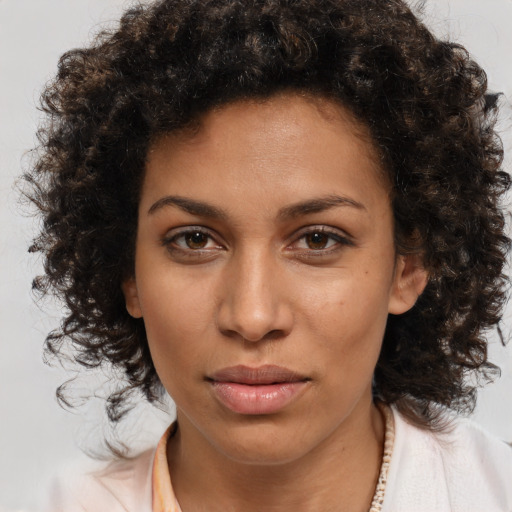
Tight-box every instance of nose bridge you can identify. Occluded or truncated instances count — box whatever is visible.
[217,243,292,342]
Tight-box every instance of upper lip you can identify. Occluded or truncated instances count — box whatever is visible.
[208,365,309,385]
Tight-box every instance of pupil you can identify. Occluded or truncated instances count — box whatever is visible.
[186,232,207,248]
[308,232,328,249]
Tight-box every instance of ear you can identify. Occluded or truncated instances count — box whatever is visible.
[121,277,143,318]
[388,253,428,315]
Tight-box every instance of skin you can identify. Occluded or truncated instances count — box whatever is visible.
[123,93,427,512]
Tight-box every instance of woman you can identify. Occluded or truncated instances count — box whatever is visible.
[30,0,512,510]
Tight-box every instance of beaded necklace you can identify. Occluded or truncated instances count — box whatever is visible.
[368,404,395,512]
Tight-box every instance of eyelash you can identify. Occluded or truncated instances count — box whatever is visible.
[161,225,353,260]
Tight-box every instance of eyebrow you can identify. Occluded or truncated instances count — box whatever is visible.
[148,195,228,219]
[277,194,366,220]
[147,194,365,219]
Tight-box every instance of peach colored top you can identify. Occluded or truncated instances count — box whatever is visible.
[152,424,181,512]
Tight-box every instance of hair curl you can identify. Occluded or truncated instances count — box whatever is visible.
[27,0,510,427]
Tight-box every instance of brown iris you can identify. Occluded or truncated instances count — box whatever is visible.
[185,231,209,249]
[305,232,330,250]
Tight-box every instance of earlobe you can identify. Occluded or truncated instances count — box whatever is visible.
[121,277,143,318]
[388,253,428,315]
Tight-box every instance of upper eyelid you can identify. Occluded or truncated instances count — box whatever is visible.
[162,226,221,245]
[291,225,353,241]
[163,225,216,238]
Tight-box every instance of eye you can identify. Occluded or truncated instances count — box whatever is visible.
[289,226,354,255]
[161,227,224,257]
[302,232,338,250]
[180,231,212,250]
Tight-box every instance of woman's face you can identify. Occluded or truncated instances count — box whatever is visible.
[124,93,425,464]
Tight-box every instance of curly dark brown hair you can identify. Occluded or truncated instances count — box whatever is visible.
[27,0,510,428]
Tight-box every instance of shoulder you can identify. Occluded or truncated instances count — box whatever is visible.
[41,448,154,512]
[383,408,512,512]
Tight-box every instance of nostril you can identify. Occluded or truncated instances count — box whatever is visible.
[241,329,287,344]
[265,329,287,342]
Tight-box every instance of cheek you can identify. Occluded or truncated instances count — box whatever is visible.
[295,268,392,388]
[299,269,392,336]
[138,262,217,332]
[136,269,219,384]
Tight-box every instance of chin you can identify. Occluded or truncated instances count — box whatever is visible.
[219,441,306,466]
[207,417,317,466]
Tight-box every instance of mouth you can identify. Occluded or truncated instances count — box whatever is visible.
[207,365,310,415]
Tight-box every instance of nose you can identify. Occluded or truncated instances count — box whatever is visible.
[216,248,294,343]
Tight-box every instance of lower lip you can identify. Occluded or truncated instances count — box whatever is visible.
[210,381,308,415]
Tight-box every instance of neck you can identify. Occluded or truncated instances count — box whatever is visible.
[167,401,385,512]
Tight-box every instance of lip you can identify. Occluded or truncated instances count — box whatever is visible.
[208,365,310,415]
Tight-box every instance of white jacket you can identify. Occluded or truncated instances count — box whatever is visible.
[381,410,512,511]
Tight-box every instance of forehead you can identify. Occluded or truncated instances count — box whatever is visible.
[156,93,379,146]
[142,93,391,217]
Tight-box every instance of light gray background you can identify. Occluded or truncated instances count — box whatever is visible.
[1,1,511,510]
